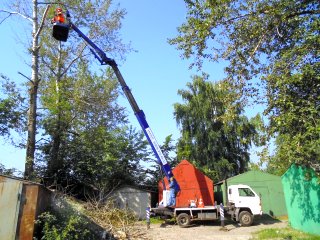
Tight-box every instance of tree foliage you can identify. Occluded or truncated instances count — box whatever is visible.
[31,0,154,194]
[144,134,178,189]
[34,211,97,240]
[0,75,25,136]
[174,75,260,181]
[266,65,320,174]
[170,0,320,172]
[170,0,319,81]
[1,0,157,195]
[0,163,21,176]
[0,0,130,180]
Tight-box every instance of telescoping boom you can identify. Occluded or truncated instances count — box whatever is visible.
[51,8,180,193]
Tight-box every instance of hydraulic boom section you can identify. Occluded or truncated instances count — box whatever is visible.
[51,8,180,193]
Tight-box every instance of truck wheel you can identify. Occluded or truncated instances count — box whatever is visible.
[177,213,191,227]
[239,211,253,227]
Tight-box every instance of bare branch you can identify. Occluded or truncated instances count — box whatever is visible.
[247,33,266,63]
[34,5,51,39]
[66,129,80,137]
[61,44,87,77]
[276,26,283,38]
[220,12,253,25]
[286,10,320,19]
[0,13,11,24]
[40,42,87,82]
[0,10,32,23]
[18,71,33,83]
[220,9,320,26]
[219,9,271,25]
[41,57,58,76]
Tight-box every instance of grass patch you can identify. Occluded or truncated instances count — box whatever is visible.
[149,216,166,224]
[251,227,320,240]
[142,216,175,224]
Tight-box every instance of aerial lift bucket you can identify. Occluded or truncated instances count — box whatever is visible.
[52,22,69,42]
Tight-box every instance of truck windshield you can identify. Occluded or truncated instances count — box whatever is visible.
[238,188,255,197]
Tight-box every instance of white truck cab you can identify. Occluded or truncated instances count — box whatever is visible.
[152,184,262,228]
[227,184,262,226]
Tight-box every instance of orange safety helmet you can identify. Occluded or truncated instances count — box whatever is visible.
[56,7,63,14]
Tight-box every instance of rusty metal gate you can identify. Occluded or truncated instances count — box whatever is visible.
[0,176,23,240]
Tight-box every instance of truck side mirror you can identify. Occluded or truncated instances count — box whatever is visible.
[52,23,69,42]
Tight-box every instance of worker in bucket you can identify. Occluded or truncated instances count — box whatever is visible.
[51,7,66,24]
[167,177,177,207]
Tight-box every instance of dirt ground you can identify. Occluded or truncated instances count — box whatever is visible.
[132,216,288,240]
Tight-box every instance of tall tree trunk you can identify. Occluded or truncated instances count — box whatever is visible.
[24,0,39,179]
[47,43,63,180]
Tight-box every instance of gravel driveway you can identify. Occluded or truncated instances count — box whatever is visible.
[134,216,288,240]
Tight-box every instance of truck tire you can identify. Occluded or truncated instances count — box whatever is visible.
[177,213,191,227]
[239,211,253,227]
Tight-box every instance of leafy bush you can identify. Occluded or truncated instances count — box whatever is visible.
[34,211,98,240]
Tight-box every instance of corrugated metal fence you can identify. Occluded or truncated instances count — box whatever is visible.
[0,175,51,240]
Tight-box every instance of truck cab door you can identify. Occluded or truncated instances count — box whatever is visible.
[228,185,262,215]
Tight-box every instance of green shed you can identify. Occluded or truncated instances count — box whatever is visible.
[281,164,320,236]
[214,170,287,218]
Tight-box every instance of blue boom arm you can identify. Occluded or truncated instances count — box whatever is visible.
[69,22,180,192]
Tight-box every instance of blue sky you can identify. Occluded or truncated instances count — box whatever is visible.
[0,0,261,172]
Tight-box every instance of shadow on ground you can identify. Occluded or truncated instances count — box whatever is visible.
[254,214,282,225]
[159,214,283,229]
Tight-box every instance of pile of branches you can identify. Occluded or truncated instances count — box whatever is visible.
[84,200,148,240]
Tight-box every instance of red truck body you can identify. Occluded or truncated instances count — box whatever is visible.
[158,160,214,208]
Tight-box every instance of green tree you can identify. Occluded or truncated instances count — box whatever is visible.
[39,124,151,200]
[1,0,129,180]
[36,0,128,183]
[145,134,178,189]
[266,67,320,174]
[37,63,146,194]
[0,75,25,136]
[174,75,259,181]
[170,0,320,172]
[0,163,20,176]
